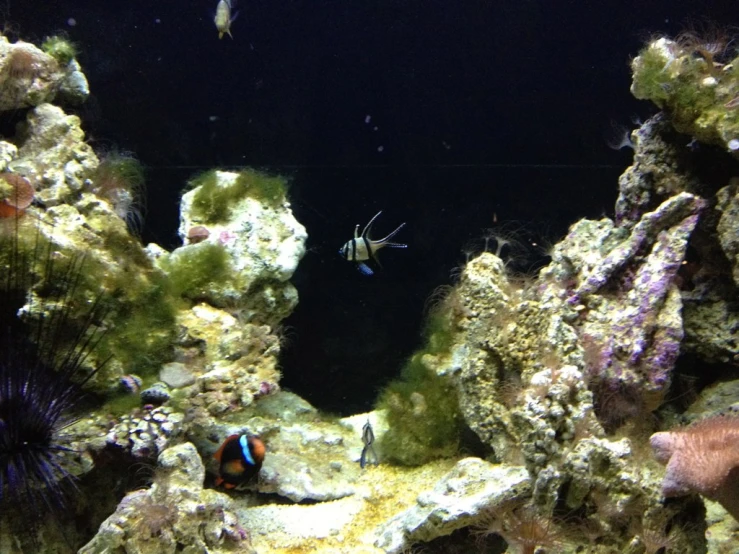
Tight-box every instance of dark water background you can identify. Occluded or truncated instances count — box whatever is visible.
[11,0,739,414]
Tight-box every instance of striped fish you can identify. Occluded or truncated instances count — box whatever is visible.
[339,211,406,275]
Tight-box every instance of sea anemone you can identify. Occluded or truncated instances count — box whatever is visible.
[0,172,35,217]
[89,151,146,235]
[675,20,734,67]
[473,502,565,554]
[0,215,107,546]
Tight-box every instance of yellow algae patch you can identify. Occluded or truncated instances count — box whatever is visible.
[241,457,460,553]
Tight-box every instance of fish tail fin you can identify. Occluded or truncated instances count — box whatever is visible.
[215,476,224,487]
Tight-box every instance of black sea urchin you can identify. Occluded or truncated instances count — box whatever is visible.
[0,217,106,542]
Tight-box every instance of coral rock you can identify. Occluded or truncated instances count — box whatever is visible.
[80,442,253,554]
[374,459,530,553]
[651,416,739,520]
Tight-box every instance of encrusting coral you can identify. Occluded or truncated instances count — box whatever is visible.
[650,415,739,520]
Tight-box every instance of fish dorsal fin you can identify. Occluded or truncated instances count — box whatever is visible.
[361,211,383,240]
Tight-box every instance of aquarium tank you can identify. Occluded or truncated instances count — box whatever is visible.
[1,0,739,552]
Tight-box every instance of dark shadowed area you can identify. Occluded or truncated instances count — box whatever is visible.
[9,0,739,413]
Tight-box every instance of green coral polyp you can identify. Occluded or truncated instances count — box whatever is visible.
[41,35,78,65]
[189,168,289,223]
[160,242,233,300]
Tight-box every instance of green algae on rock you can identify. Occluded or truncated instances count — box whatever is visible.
[631,37,739,156]
[169,168,306,322]
[187,168,290,223]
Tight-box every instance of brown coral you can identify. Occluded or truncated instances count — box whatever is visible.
[0,173,34,217]
[650,415,739,520]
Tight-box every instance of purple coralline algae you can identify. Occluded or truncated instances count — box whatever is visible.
[571,193,705,415]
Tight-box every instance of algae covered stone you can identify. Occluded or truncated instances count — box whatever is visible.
[631,37,739,156]
[161,169,306,323]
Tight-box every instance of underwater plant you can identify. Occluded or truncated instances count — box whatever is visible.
[0,216,107,547]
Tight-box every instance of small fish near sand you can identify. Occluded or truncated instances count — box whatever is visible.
[214,0,237,39]
[214,433,265,488]
[360,419,379,469]
[339,210,407,275]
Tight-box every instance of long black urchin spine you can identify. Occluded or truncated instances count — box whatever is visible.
[0,216,106,535]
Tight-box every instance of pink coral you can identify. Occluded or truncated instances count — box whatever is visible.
[650,415,739,520]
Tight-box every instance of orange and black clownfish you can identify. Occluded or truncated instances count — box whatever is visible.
[214,433,265,489]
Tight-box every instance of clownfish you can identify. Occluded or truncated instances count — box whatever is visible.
[214,433,265,489]
[339,210,407,275]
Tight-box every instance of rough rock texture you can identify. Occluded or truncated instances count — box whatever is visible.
[413,171,707,549]
[166,303,283,416]
[80,443,253,554]
[237,457,460,553]
[571,193,704,413]
[684,380,739,421]
[630,37,739,156]
[0,37,89,111]
[625,44,739,367]
[188,392,363,503]
[614,113,702,228]
[173,170,307,323]
[10,103,98,200]
[374,459,530,553]
[611,115,739,367]
[716,180,739,287]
